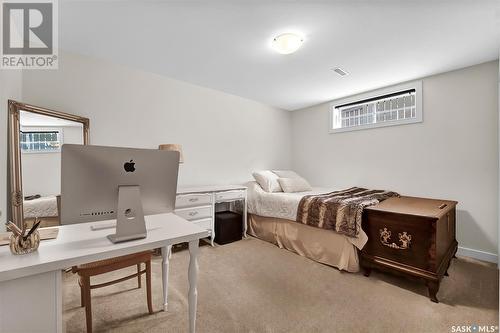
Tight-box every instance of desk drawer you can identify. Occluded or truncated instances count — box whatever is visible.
[176,193,212,208]
[215,190,245,202]
[175,205,212,221]
[193,218,213,233]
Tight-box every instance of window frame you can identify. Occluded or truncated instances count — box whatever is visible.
[20,127,64,154]
[329,81,423,134]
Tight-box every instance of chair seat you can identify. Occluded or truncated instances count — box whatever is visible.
[73,251,152,276]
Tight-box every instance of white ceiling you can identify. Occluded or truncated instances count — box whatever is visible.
[60,0,500,111]
[20,111,83,127]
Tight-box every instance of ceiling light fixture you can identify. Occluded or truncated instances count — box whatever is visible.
[272,33,304,55]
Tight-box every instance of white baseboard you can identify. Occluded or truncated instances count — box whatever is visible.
[457,246,498,264]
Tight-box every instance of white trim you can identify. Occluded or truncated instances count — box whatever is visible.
[457,246,498,264]
[329,80,423,134]
[497,50,500,271]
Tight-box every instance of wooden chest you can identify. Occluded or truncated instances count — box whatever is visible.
[360,196,458,302]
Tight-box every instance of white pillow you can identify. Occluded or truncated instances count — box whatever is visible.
[278,177,312,193]
[252,170,283,192]
[272,170,302,179]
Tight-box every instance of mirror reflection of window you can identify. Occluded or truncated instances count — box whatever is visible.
[20,130,62,152]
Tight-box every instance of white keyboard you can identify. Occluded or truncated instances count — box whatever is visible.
[90,222,116,231]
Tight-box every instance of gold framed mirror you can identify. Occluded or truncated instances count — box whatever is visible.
[8,100,90,227]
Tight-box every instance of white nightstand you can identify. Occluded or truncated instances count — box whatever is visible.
[175,185,247,246]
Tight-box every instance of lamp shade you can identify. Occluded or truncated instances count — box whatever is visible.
[158,144,184,163]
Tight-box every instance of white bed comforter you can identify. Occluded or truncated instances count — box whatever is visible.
[246,181,368,250]
[23,196,58,218]
[246,181,333,221]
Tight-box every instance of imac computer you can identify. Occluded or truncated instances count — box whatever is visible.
[60,144,180,243]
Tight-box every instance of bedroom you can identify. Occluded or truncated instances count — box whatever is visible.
[0,1,498,333]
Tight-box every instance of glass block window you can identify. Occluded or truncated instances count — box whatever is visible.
[20,131,61,153]
[330,82,422,133]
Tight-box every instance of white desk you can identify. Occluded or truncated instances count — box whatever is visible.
[0,213,209,333]
[176,185,248,246]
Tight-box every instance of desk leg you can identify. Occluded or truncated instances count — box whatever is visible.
[56,270,63,333]
[243,194,248,237]
[161,245,171,311]
[211,197,216,247]
[188,240,199,333]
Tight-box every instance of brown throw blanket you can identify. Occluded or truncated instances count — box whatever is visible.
[296,187,400,238]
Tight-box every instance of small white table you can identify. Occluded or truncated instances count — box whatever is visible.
[0,213,209,333]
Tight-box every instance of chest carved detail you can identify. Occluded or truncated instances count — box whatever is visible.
[379,227,412,250]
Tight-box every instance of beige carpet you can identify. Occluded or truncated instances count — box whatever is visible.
[63,237,498,333]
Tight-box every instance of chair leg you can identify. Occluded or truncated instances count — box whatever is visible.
[146,260,153,314]
[137,263,142,289]
[82,276,93,333]
[79,278,85,308]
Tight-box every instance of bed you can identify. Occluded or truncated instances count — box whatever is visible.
[23,195,61,227]
[246,181,368,272]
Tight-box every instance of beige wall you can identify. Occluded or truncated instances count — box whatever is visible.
[291,61,499,257]
[21,52,292,188]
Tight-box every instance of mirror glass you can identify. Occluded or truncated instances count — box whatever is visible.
[19,110,84,227]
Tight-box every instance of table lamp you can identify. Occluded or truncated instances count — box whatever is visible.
[158,144,184,163]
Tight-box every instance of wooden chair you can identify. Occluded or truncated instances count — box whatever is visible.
[71,251,154,333]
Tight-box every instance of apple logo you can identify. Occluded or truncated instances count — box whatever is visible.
[124,160,136,172]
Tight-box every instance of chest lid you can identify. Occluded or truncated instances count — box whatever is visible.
[366,196,457,219]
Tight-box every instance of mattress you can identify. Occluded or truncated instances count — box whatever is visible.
[246,181,368,250]
[23,195,58,218]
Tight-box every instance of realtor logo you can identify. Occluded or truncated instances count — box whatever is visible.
[1,0,58,69]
